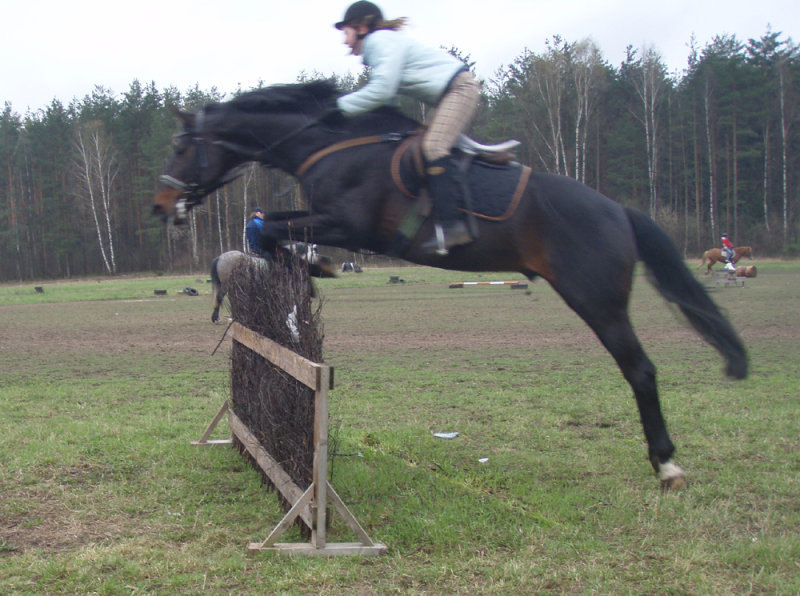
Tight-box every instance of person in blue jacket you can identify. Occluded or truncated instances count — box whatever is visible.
[245,207,267,257]
[332,1,480,255]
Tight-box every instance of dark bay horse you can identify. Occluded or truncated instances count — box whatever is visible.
[698,246,753,274]
[154,81,748,489]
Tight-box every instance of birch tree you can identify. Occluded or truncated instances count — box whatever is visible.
[626,46,667,219]
[571,39,605,183]
[73,122,118,274]
[533,38,570,174]
[503,39,570,174]
[776,56,793,242]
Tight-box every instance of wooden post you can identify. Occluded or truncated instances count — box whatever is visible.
[226,323,386,557]
[191,399,233,446]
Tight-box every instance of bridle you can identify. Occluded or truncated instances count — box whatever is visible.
[158,102,412,224]
[158,109,328,219]
[158,109,248,217]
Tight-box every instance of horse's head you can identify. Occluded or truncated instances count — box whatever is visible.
[154,108,244,224]
[153,80,409,225]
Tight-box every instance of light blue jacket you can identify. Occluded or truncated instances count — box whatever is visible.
[337,29,467,116]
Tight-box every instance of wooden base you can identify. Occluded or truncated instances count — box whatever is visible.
[249,541,387,556]
[191,399,232,446]
[190,438,232,446]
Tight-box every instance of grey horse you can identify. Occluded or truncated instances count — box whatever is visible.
[210,247,335,323]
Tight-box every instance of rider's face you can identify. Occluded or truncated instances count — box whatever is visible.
[342,24,368,55]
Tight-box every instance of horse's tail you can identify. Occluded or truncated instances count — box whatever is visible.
[210,255,223,323]
[625,207,748,379]
[696,251,707,269]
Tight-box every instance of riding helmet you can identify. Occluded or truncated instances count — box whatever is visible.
[335,1,383,29]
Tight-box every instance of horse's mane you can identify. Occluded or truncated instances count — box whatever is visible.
[211,80,340,115]
[205,80,419,135]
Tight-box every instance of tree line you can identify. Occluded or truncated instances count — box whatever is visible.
[1,29,798,281]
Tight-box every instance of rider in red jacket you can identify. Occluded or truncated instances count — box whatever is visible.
[721,234,735,270]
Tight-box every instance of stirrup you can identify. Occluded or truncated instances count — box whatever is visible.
[434,224,448,256]
[421,221,472,256]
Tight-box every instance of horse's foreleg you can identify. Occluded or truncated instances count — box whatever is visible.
[261,214,355,249]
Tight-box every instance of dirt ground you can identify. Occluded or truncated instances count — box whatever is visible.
[3,275,789,367]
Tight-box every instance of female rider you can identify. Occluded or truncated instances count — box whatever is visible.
[331,1,480,255]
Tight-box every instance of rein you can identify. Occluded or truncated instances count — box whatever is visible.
[295,133,406,176]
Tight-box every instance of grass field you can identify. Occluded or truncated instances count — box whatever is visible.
[1,261,798,594]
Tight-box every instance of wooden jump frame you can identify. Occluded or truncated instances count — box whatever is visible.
[193,321,386,556]
[713,269,746,288]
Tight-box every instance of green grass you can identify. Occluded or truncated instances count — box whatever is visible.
[1,261,798,594]
[0,273,210,305]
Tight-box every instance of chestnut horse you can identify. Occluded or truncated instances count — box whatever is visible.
[698,246,753,274]
[154,81,748,489]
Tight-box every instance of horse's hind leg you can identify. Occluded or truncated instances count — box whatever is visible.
[210,256,223,323]
[555,282,687,489]
[211,286,227,323]
[593,314,686,489]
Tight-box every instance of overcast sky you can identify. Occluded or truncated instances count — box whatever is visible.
[3,0,797,113]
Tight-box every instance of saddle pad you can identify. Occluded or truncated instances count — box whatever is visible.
[398,158,528,220]
[462,160,526,219]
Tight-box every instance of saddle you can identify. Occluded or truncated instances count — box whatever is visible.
[391,133,531,220]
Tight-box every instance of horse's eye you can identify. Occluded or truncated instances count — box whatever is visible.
[172,133,191,153]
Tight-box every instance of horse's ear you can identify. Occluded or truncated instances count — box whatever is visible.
[168,105,194,126]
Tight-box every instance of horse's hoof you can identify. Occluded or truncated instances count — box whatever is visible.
[660,474,688,491]
[658,460,688,491]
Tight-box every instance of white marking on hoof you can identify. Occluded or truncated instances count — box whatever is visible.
[659,460,687,490]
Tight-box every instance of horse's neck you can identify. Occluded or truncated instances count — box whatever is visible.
[220,113,312,173]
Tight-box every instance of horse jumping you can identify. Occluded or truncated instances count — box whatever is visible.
[698,246,753,274]
[154,81,748,489]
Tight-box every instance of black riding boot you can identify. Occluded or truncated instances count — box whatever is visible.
[420,156,472,255]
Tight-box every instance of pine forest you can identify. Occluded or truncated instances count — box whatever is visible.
[1,30,798,281]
